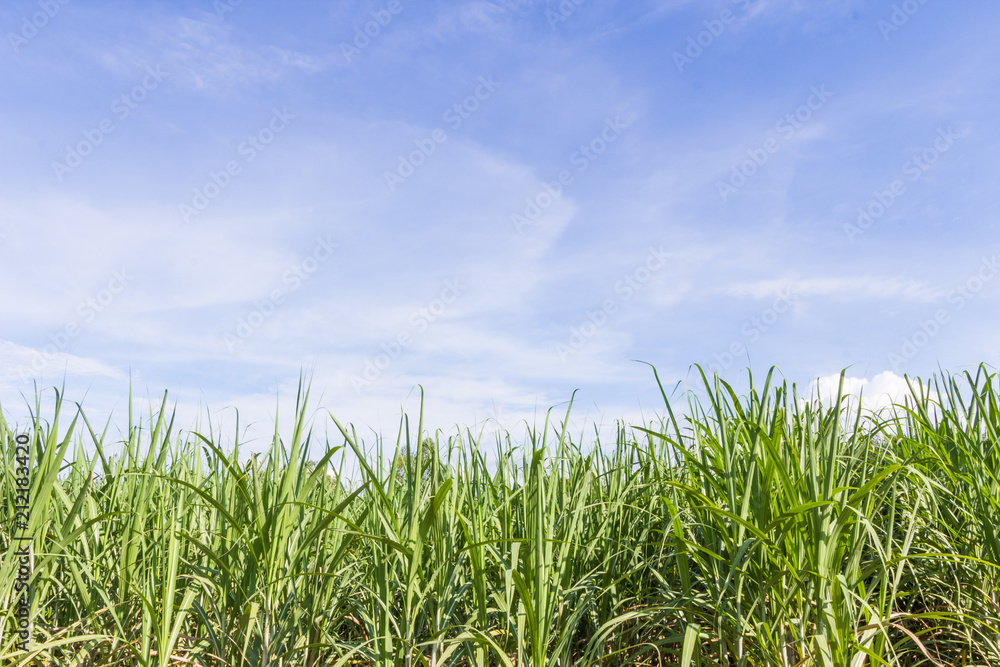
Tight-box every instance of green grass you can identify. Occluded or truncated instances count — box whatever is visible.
[2,366,1000,666]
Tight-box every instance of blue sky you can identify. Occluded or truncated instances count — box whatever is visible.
[1,0,998,447]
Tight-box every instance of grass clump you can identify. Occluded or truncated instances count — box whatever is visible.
[2,367,1000,666]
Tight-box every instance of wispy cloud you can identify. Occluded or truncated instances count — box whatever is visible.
[88,14,325,94]
[721,277,944,302]
[0,340,125,383]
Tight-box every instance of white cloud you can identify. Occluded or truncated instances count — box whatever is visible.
[805,370,944,421]
[91,15,326,94]
[721,276,944,302]
[0,339,125,384]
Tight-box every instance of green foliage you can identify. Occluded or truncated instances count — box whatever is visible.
[1,367,999,665]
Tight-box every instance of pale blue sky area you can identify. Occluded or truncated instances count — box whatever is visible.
[1,0,998,445]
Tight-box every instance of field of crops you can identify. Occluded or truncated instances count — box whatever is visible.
[2,366,1000,666]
